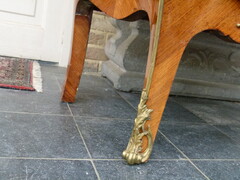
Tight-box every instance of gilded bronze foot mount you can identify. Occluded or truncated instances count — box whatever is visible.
[123,0,164,165]
[122,89,153,164]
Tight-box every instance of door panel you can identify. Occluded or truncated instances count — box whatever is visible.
[0,0,77,64]
[0,0,36,16]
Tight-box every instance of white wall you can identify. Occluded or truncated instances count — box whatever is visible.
[0,0,79,67]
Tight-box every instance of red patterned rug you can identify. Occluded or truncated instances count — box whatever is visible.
[0,57,42,92]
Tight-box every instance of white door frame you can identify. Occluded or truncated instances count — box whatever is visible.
[59,0,79,67]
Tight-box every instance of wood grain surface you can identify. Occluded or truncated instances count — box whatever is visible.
[62,0,240,161]
[62,9,93,102]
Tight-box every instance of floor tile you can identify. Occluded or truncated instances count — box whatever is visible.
[94,160,206,180]
[77,75,119,97]
[160,123,240,159]
[1,62,240,179]
[39,62,67,92]
[173,97,240,125]
[0,159,97,180]
[194,160,240,180]
[75,117,184,159]
[162,99,206,124]
[0,113,89,158]
[69,94,136,119]
[117,91,141,109]
[214,124,240,144]
[41,72,62,92]
[41,70,66,93]
[0,89,70,115]
[40,61,67,75]
[116,93,205,124]
[57,75,119,97]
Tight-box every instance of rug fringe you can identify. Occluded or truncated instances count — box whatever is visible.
[32,61,43,92]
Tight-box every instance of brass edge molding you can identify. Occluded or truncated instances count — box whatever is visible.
[122,89,153,164]
[146,0,165,94]
[123,0,165,165]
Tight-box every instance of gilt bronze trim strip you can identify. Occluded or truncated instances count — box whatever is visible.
[123,0,165,164]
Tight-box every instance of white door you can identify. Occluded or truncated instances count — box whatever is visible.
[0,0,78,66]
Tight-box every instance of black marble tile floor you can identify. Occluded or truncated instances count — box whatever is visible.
[0,62,239,179]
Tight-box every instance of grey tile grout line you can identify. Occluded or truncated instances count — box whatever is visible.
[77,92,120,98]
[161,120,239,127]
[160,121,206,125]
[0,157,92,161]
[1,156,239,161]
[102,76,115,87]
[55,74,134,121]
[0,109,134,122]
[0,75,70,117]
[55,77,101,179]
[69,91,125,99]
[66,103,101,180]
[209,125,240,145]
[18,72,240,177]
[116,91,210,126]
[55,75,217,178]
[0,110,72,117]
[56,73,109,179]
[87,80,222,164]
[74,115,133,121]
[115,90,228,177]
[0,157,191,161]
[54,74,120,97]
[115,91,138,111]
[54,75,62,91]
[171,98,240,144]
[170,97,224,126]
[116,91,211,127]
[55,76,238,166]
[190,159,240,161]
[102,77,141,102]
[158,130,210,180]
[170,97,208,120]
[55,75,128,99]
[82,72,101,76]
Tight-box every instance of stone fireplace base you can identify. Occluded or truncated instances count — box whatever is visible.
[102,19,240,101]
[172,32,240,101]
[102,60,144,91]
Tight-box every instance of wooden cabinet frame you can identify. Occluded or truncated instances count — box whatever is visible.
[62,0,240,164]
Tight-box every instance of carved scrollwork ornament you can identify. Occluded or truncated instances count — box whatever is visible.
[123,0,165,165]
[122,89,153,164]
